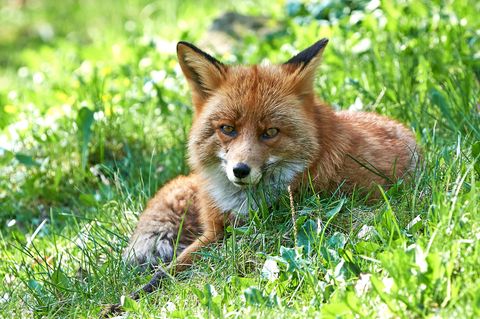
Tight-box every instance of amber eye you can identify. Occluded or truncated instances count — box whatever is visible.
[220,125,237,137]
[261,128,279,140]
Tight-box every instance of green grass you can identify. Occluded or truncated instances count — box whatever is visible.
[1,0,479,318]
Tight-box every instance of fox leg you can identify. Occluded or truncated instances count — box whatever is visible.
[129,202,225,297]
[123,175,203,268]
[129,223,224,301]
[172,207,225,272]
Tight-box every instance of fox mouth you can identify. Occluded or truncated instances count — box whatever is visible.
[233,181,247,186]
[232,180,254,188]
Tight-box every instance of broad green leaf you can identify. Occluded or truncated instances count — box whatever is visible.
[15,153,39,167]
[297,219,318,255]
[228,276,257,290]
[122,295,139,312]
[192,286,204,301]
[355,241,381,254]
[327,232,347,250]
[195,284,221,317]
[321,301,354,318]
[244,287,266,306]
[51,267,70,290]
[0,148,14,165]
[326,198,345,219]
[280,246,302,273]
[27,279,46,297]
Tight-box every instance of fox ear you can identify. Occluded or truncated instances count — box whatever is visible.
[177,42,227,109]
[283,38,329,96]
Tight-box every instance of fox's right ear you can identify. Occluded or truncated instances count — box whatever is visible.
[177,42,227,110]
[283,38,328,97]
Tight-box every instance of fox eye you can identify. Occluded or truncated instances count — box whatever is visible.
[262,128,279,140]
[220,125,237,137]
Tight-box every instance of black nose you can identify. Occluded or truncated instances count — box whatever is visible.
[232,163,251,179]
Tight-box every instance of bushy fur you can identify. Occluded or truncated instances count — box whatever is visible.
[123,39,419,272]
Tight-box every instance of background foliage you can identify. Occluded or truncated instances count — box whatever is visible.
[0,0,479,318]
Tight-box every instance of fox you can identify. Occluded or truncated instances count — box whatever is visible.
[109,38,419,312]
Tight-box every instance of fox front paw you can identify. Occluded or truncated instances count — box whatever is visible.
[123,227,182,267]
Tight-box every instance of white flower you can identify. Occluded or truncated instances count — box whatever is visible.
[164,301,176,312]
[406,215,422,231]
[354,273,371,296]
[139,57,152,69]
[382,277,394,294]
[349,96,364,112]
[33,72,45,84]
[261,259,279,281]
[77,61,94,77]
[151,70,166,83]
[351,39,371,54]
[357,225,375,240]
[415,245,428,273]
[0,293,10,304]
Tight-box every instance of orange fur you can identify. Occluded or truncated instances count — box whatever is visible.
[124,39,419,281]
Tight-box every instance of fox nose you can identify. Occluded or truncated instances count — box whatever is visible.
[232,163,251,179]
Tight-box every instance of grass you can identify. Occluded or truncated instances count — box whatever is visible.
[1,0,479,318]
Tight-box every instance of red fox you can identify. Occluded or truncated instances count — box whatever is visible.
[120,38,419,302]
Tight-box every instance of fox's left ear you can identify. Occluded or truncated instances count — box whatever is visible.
[177,42,227,111]
[283,38,329,96]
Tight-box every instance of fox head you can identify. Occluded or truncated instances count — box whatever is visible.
[177,39,329,213]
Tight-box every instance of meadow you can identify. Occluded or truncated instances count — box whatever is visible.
[0,0,479,318]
